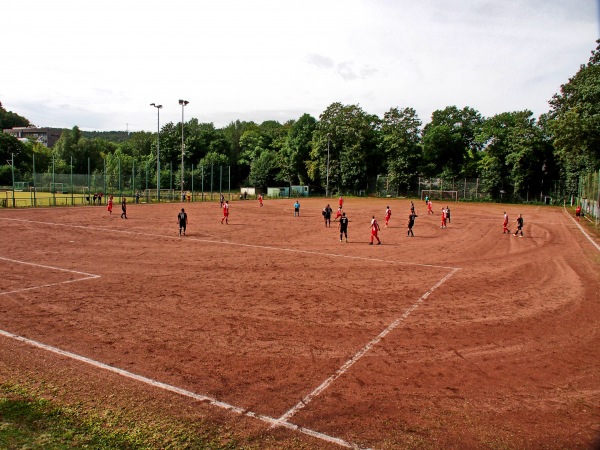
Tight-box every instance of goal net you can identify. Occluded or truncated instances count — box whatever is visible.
[50,182,64,194]
[421,190,458,201]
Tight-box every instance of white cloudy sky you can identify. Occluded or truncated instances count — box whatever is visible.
[1,0,598,132]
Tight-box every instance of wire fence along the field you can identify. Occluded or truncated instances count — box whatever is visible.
[1,163,233,208]
[578,170,600,224]
[375,176,564,203]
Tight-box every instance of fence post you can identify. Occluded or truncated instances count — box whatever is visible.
[52,155,56,206]
[71,156,74,206]
[118,158,121,200]
[191,164,194,202]
[11,153,15,208]
[146,161,149,203]
[33,154,36,207]
[103,158,106,204]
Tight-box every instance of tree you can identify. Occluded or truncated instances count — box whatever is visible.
[278,114,317,186]
[421,106,483,177]
[547,39,600,194]
[379,107,422,193]
[309,102,380,194]
[0,133,27,185]
[249,150,277,189]
[477,111,552,200]
[0,102,31,129]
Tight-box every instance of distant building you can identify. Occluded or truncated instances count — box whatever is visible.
[2,127,63,147]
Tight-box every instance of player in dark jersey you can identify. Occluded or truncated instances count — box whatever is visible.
[120,197,127,219]
[407,212,417,237]
[514,214,524,237]
[339,212,349,242]
[178,208,188,235]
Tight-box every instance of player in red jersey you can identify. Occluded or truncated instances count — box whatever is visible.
[369,215,381,245]
[384,206,392,227]
[427,200,433,214]
[107,195,113,215]
[503,212,509,233]
[221,200,229,224]
[334,206,343,220]
[440,207,446,228]
[258,194,263,207]
[339,196,344,209]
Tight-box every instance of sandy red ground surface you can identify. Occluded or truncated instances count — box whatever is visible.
[0,198,599,449]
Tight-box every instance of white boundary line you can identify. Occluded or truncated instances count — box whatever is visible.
[271,267,460,427]
[563,208,600,252]
[0,217,455,270]
[0,328,366,449]
[0,256,100,296]
[0,216,463,449]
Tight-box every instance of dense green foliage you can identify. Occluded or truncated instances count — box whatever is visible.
[2,40,599,200]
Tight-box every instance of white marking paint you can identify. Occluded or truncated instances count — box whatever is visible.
[563,208,600,252]
[0,328,367,449]
[272,267,460,426]
[0,217,455,269]
[0,256,100,296]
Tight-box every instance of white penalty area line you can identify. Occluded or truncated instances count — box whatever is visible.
[0,217,455,270]
[271,267,461,428]
[0,329,368,450]
[0,256,100,296]
[563,208,600,252]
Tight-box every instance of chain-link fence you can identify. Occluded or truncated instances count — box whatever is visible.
[0,155,234,208]
[578,170,600,225]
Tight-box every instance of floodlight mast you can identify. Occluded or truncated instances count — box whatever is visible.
[178,99,189,199]
[150,103,163,201]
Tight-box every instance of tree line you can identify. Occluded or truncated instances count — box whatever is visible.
[1,40,599,201]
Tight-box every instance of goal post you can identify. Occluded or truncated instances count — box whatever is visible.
[50,182,64,194]
[421,190,458,202]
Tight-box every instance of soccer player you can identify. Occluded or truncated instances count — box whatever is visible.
[323,204,332,227]
[427,200,433,215]
[575,205,581,221]
[440,207,447,228]
[258,194,263,207]
[513,214,524,237]
[339,212,349,242]
[503,212,509,233]
[407,212,417,237]
[221,200,229,224]
[294,200,300,217]
[369,215,381,245]
[120,197,127,219]
[107,195,113,215]
[384,206,392,227]
[334,206,343,220]
[220,194,225,208]
[410,201,415,214]
[339,196,344,209]
[445,206,451,223]
[177,208,188,235]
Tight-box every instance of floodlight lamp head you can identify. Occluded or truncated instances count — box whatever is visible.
[179,99,189,106]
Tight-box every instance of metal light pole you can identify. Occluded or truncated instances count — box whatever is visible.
[326,134,330,198]
[179,99,189,200]
[150,103,163,202]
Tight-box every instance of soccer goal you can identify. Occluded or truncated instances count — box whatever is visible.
[421,190,458,201]
[50,182,64,194]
